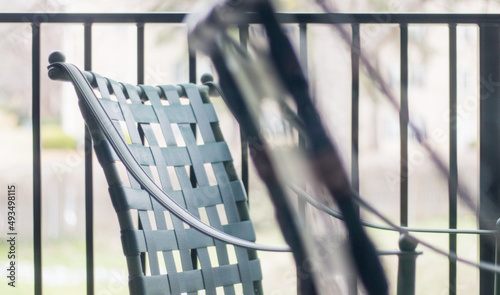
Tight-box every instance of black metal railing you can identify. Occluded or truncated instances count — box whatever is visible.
[3,11,500,295]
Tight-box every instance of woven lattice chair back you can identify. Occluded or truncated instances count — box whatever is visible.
[61,66,263,295]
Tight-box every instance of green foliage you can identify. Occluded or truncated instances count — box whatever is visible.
[42,124,77,150]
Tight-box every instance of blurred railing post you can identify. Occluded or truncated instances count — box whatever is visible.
[480,25,500,295]
[397,233,419,295]
[32,21,42,295]
[83,21,94,295]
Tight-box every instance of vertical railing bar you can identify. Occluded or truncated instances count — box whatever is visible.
[479,24,500,295]
[299,23,308,82]
[84,22,94,295]
[351,23,360,200]
[137,22,145,85]
[298,23,308,161]
[238,24,250,198]
[296,21,310,295]
[297,23,308,220]
[188,31,198,269]
[188,35,197,84]
[188,26,197,188]
[449,23,458,295]
[84,23,92,71]
[400,23,409,227]
[188,33,197,187]
[349,22,361,295]
[32,21,42,295]
[136,21,147,274]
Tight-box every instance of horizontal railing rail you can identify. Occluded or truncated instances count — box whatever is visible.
[3,11,499,295]
[3,12,500,24]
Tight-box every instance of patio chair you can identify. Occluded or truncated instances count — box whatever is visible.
[47,51,295,295]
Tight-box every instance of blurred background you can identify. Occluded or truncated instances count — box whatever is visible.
[1,0,500,294]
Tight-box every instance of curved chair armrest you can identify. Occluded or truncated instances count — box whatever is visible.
[47,58,290,253]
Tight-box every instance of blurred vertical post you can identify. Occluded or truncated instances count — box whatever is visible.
[479,25,500,295]
[448,23,458,295]
[349,23,360,295]
[298,23,308,220]
[32,21,42,295]
[136,21,147,275]
[188,30,198,269]
[298,22,309,295]
[400,24,409,228]
[84,22,94,295]
[238,24,250,197]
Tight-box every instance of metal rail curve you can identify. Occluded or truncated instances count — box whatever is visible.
[289,183,497,235]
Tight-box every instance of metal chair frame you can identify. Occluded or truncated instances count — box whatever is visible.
[48,52,289,295]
